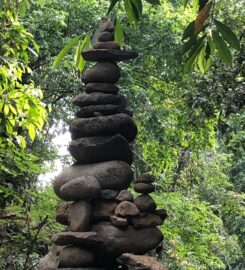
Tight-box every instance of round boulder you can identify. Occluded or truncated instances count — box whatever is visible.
[93,41,120,50]
[134,183,155,194]
[85,83,119,94]
[82,62,120,84]
[98,31,114,42]
[134,195,156,213]
[59,175,101,201]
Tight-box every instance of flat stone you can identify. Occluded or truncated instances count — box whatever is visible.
[59,176,101,201]
[53,161,133,197]
[92,200,117,221]
[56,201,72,225]
[69,113,137,142]
[53,231,102,247]
[116,190,133,202]
[82,49,138,62]
[117,253,167,270]
[59,246,95,268]
[110,215,128,227]
[115,201,139,217]
[75,104,125,118]
[82,62,120,84]
[134,183,155,194]
[136,173,155,183]
[93,41,120,50]
[134,195,156,213]
[92,223,163,259]
[101,189,119,200]
[68,135,133,164]
[68,201,91,231]
[131,213,163,229]
[72,93,126,108]
[85,83,119,94]
[58,268,105,270]
[154,208,168,221]
[98,31,114,42]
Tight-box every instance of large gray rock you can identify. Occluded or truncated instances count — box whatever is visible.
[93,41,120,50]
[117,253,167,270]
[100,189,119,200]
[131,213,163,229]
[75,104,124,118]
[69,201,91,231]
[69,113,137,142]
[56,201,72,225]
[53,231,102,247]
[134,195,156,212]
[68,135,133,164]
[92,223,163,259]
[85,83,119,94]
[82,62,120,84]
[59,246,95,268]
[136,173,155,183]
[59,176,101,201]
[91,200,117,221]
[53,161,133,197]
[82,49,138,62]
[72,93,126,108]
[38,245,60,270]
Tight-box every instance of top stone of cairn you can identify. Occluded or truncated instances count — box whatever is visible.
[82,17,138,62]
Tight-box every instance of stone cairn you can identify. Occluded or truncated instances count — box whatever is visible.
[39,17,167,270]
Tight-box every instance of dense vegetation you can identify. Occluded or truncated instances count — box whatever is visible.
[0,0,244,269]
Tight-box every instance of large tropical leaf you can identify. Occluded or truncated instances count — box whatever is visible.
[53,36,80,69]
[214,19,240,51]
[107,0,120,15]
[144,0,160,4]
[115,19,124,45]
[74,33,90,72]
[212,30,232,65]
[182,21,195,40]
[124,0,139,24]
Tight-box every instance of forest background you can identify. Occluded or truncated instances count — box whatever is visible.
[0,0,244,269]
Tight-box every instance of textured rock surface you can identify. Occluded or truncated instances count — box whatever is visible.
[68,135,133,164]
[39,245,60,270]
[100,189,119,200]
[53,231,102,247]
[137,173,155,183]
[92,223,163,258]
[56,201,71,225]
[98,31,114,42]
[131,213,163,229]
[115,201,139,217]
[59,176,101,201]
[69,201,91,231]
[59,246,95,267]
[110,215,128,227]
[85,83,119,94]
[69,113,138,142]
[118,253,168,270]
[134,195,157,212]
[72,93,126,108]
[91,200,117,221]
[53,161,133,196]
[82,62,120,84]
[82,49,138,62]
[116,190,133,202]
[154,208,168,221]
[75,104,124,118]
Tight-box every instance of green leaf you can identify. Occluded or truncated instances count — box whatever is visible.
[184,34,206,71]
[28,123,36,140]
[3,104,9,116]
[131,0,143,19]
[212,30,232,65]
[182,21,195,40]
[107,0,120,15]
[124,0,139,24]
[144,0,160,4]
[74,33,90,72]
[53,36,81,69]
[214,20,240,51]
[184,0,190,7]
[115,19,124,45]
[182,37,196,55]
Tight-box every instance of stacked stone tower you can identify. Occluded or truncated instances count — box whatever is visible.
[39,17,167,270]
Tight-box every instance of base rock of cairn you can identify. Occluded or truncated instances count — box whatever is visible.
[39,17,167,270]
